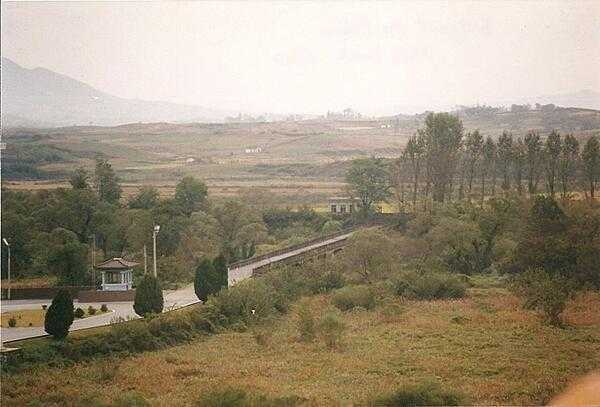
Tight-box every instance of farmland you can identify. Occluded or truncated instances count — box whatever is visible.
[3,107,600,206]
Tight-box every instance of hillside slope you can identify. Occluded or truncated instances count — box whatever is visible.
[0,57,229,127]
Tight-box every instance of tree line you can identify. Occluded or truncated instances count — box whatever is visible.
[394,113,600,209]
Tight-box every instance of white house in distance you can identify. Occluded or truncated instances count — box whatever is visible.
[245,147,262,153]
[96,258,139,291]
[328,197,360,214]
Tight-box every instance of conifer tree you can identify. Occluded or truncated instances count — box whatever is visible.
[44,289,75,339]
[133,275,164,316]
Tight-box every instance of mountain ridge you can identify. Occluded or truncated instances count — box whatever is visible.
[1,57,231,127]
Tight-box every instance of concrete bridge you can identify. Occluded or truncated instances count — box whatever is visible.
[227,229,354,285]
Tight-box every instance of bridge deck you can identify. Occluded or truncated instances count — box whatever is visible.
[228,232,353,285]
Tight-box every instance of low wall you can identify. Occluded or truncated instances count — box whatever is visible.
[77,290,136,303]
[1,286,93,300]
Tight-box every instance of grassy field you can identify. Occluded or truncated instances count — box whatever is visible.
[1,307,110,328]
[3,286,599,406]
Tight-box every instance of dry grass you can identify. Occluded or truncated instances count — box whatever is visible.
[1,308,109,328]
[2,288,599,406]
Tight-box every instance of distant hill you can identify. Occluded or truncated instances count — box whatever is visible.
[1,57,230,127]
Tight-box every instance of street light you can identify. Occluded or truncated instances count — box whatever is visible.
[152,225,160,278]
[2,238,10,300]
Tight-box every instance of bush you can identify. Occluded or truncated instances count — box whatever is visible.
[134,275,164,317]
[511,268,576,326]
[195,388,304,407]
[393,271,466,300]
[100,304,109,313]
[372,381,464,406]
[44,289,75,339]
[88,305,97,315]
[208,279,277,326]
[8,317,17,327]
[317,310,346,350]
[332,285,376,311]
[312,269,346,293]
[74,307,85,319]
[296,301,316,342]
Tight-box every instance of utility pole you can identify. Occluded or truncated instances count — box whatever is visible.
[152,225,160,278]
[3,239,10,300]
[143,245,147,274]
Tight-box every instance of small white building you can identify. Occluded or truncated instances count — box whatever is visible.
[245,147,262,154]
[96,258,139,291]
[328,197,361,214]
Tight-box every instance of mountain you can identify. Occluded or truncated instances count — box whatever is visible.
[1,57,230,127]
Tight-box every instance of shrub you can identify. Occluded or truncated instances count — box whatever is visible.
[317,310,346,350]
[296,301,316,342]
[107,320,157,353]
[393,271,466,300]
[44,289,75,339]
[111,392,151,407]
[74,307,85,319]
[511,268,576,326]
[88,305,97,315]
[134,275,164,317]
[312,269,346,293]
[372,381,464,406]
[195,388,304,407]
[94,360,120,383]
[100,304,109,313]
[332,285,376,311]
[8,317,17,327]
[208,279,277,326]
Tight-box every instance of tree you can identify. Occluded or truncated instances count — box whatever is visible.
[419,113,463,202]
[582,136,600,199]
[512,137,527,195]
[345,228,394,282]
[212,200,267,262]
[524,131,543,194]
[345,158,392,214]
[497,131,513,192]
[174,176,208,216]
[513,196,573,275]
[94,159,122,204]
[194,257,223,302]
[46,228,89,286]
[544,130,562,197]
[402,135,425,208]
[133,275,164,316]
[212,254,229,289]
[511,268,575,326]
[128,186,160,209]
[70,167,90,189]
[44,289,74,339]
[481,137,496,203]
[465,130,484,197]
[558,134,579,198]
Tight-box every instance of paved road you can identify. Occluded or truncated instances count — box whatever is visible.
[228,232,352,285]
[0,284,199,343]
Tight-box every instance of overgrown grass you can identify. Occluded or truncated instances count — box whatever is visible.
[3,286,599,406]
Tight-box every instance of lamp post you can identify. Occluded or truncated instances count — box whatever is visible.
[2,238,10,300]
[152,225,160,278]
[89,234,96,288]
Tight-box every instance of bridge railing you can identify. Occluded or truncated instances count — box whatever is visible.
[228,227,356,270]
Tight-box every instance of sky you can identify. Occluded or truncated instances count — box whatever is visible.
[2,1,600,115]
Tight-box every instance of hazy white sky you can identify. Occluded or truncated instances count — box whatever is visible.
[2,1,599,115]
